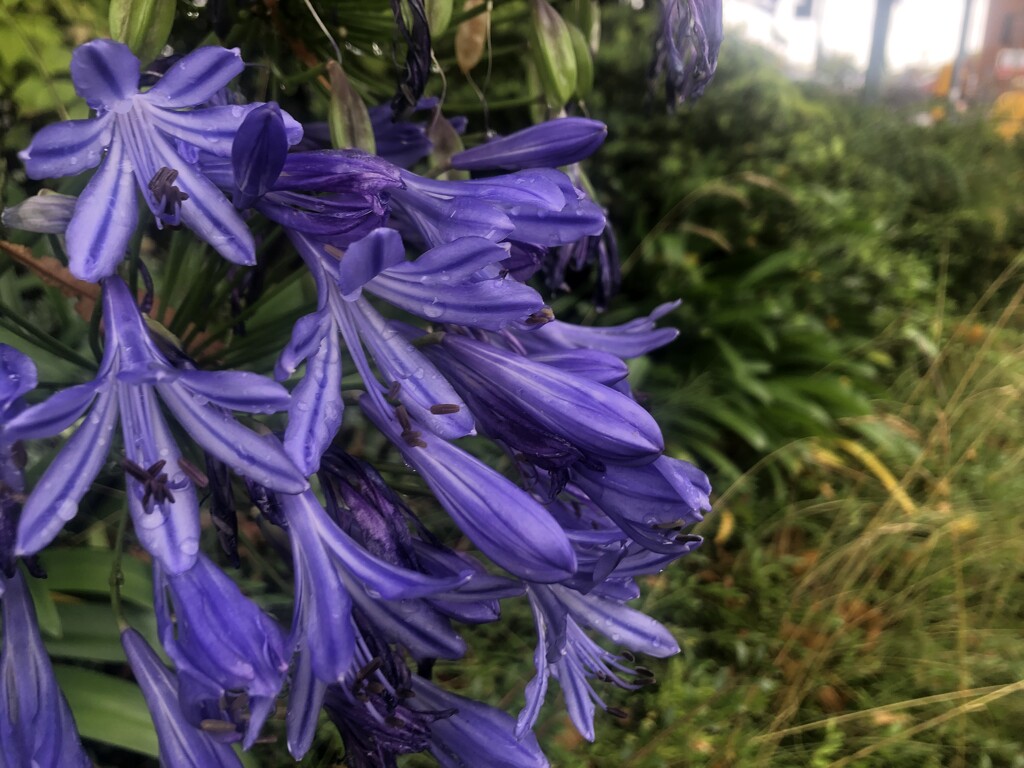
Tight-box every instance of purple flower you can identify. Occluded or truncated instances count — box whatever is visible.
[411,677,550,768]
[17,40,300,280]
[451,118,608,171]
[650,0,723,108]
[361,394,577,583]
[121,628,243,767]
[424,332,664,467]
[1,570,91,767]
[518,582,679,741]
[154,553,290,747]
[0,345,35,585]
[281,487,470,684]
[6,277,306,572]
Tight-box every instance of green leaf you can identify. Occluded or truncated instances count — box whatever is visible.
[25,569,62,638]
[52,664,160,757]
[45,602,159,662]
[38,548,154,608]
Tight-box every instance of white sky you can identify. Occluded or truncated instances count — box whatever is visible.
[725,0,991,71]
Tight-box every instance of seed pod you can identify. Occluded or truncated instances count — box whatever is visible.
[426,0,454,37]
[455,0,489,74]
[567,22,593,100]
[529,0,577,108]
[109,0,175,64]
[327,60,377,154]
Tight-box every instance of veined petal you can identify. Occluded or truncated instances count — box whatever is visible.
[145,47,244,108]
[121,629,243,768]
[231,103,289,209]
[362,395,576,582]
[103,277,174,381]
[282,490,356,683]
[3,381,101,441]
[18,117,112,179]
[412,678,550,768]
[336,228,407,296]
[346,299,473,439]
[275,308,331,381]
[284,327,343,476]
[119,385,201,574]
[441,334,663,464]
[151,103,303,157]
[0,345,36,418]
[385,237,509,281]
[147,128,255,266]
[306,495,471,600]
[551,584,680,657]
[518,301,681,359]
[1,571,91,768]
[176,369,291,414]
[528,350,629,386]
[66,133,139,281]
[15,385,118,557]
[157,383,307,493]
[452,118,607,171]
[70,40,139,110]
[285,645,327,760]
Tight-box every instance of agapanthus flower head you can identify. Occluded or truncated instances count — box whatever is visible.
[5,276,306,572]
[650,0,724,108]
[17,39,301,280]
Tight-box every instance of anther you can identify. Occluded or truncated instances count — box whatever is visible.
[148,167,190,227]
[323,244,345,260]
[525,307,555,326]
[429,403,461,415]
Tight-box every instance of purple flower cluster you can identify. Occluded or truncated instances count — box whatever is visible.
[1,39,712,766]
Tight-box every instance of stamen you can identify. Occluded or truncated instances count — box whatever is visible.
[323,244,345,260]
[148,167,190,228]
[178,457,209,488]
[429,403,461,414]
[122,458,176,508]
[525,307,555,326]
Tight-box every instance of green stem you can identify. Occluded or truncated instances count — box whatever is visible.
[108,505,130,632]
[0,308,95,370]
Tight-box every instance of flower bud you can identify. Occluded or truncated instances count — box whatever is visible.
[108,0,175,64]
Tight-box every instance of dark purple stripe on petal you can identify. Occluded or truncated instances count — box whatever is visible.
[18,117,112,179]
[144,47,244,109]
[70,39,139,110]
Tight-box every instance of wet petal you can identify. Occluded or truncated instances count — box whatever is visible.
[157,383,307,493]
[121,629,243,768]
[18,117,112,179]
[66,133,139,281]
[336,228,407,296]
[231,103,289,209]
[15,386,118,557]
[284,326,343,475]
[145,47,244,108]
[452,118,607,171]
[151,103,303,157]
[70,39,139,110]
[3,381,101,441]
[551,584,679,657]
[285,644,327,759]
[176,369,291,414]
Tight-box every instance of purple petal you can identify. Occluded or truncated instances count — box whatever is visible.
[157,383,307,493]
[551,584,680,657]
[119,385,201,574]
[70,40,139,110]
[518,301,681,359]
[516,595,551,738]
[1,571,91,768]
[385,236,509,281]
[3,382,101,441]
[65,133,139,281]
[15,386,118,557]
[362,395,576,583]
[176,369,291,414]
[275,309,332,381]
[284,327,343,475]
[390,191,514,247]
[412,678,550,768]
[527,349,629,386]
[452,118,607,171]
[151,103,303,158]
[274,149,403,193]
[144,47,244,108]
[336,228,407,296]
[0,345,36,417]
[18,116,112,179]
[231,103,289,209]
[121,629,243,768]
[285,645,327,759]
[102,277,175,382]
[346,299,473,439]
[552,654,596,741]
[146,129,255,266]
[441,334,663,464]
[282,490,356,683]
